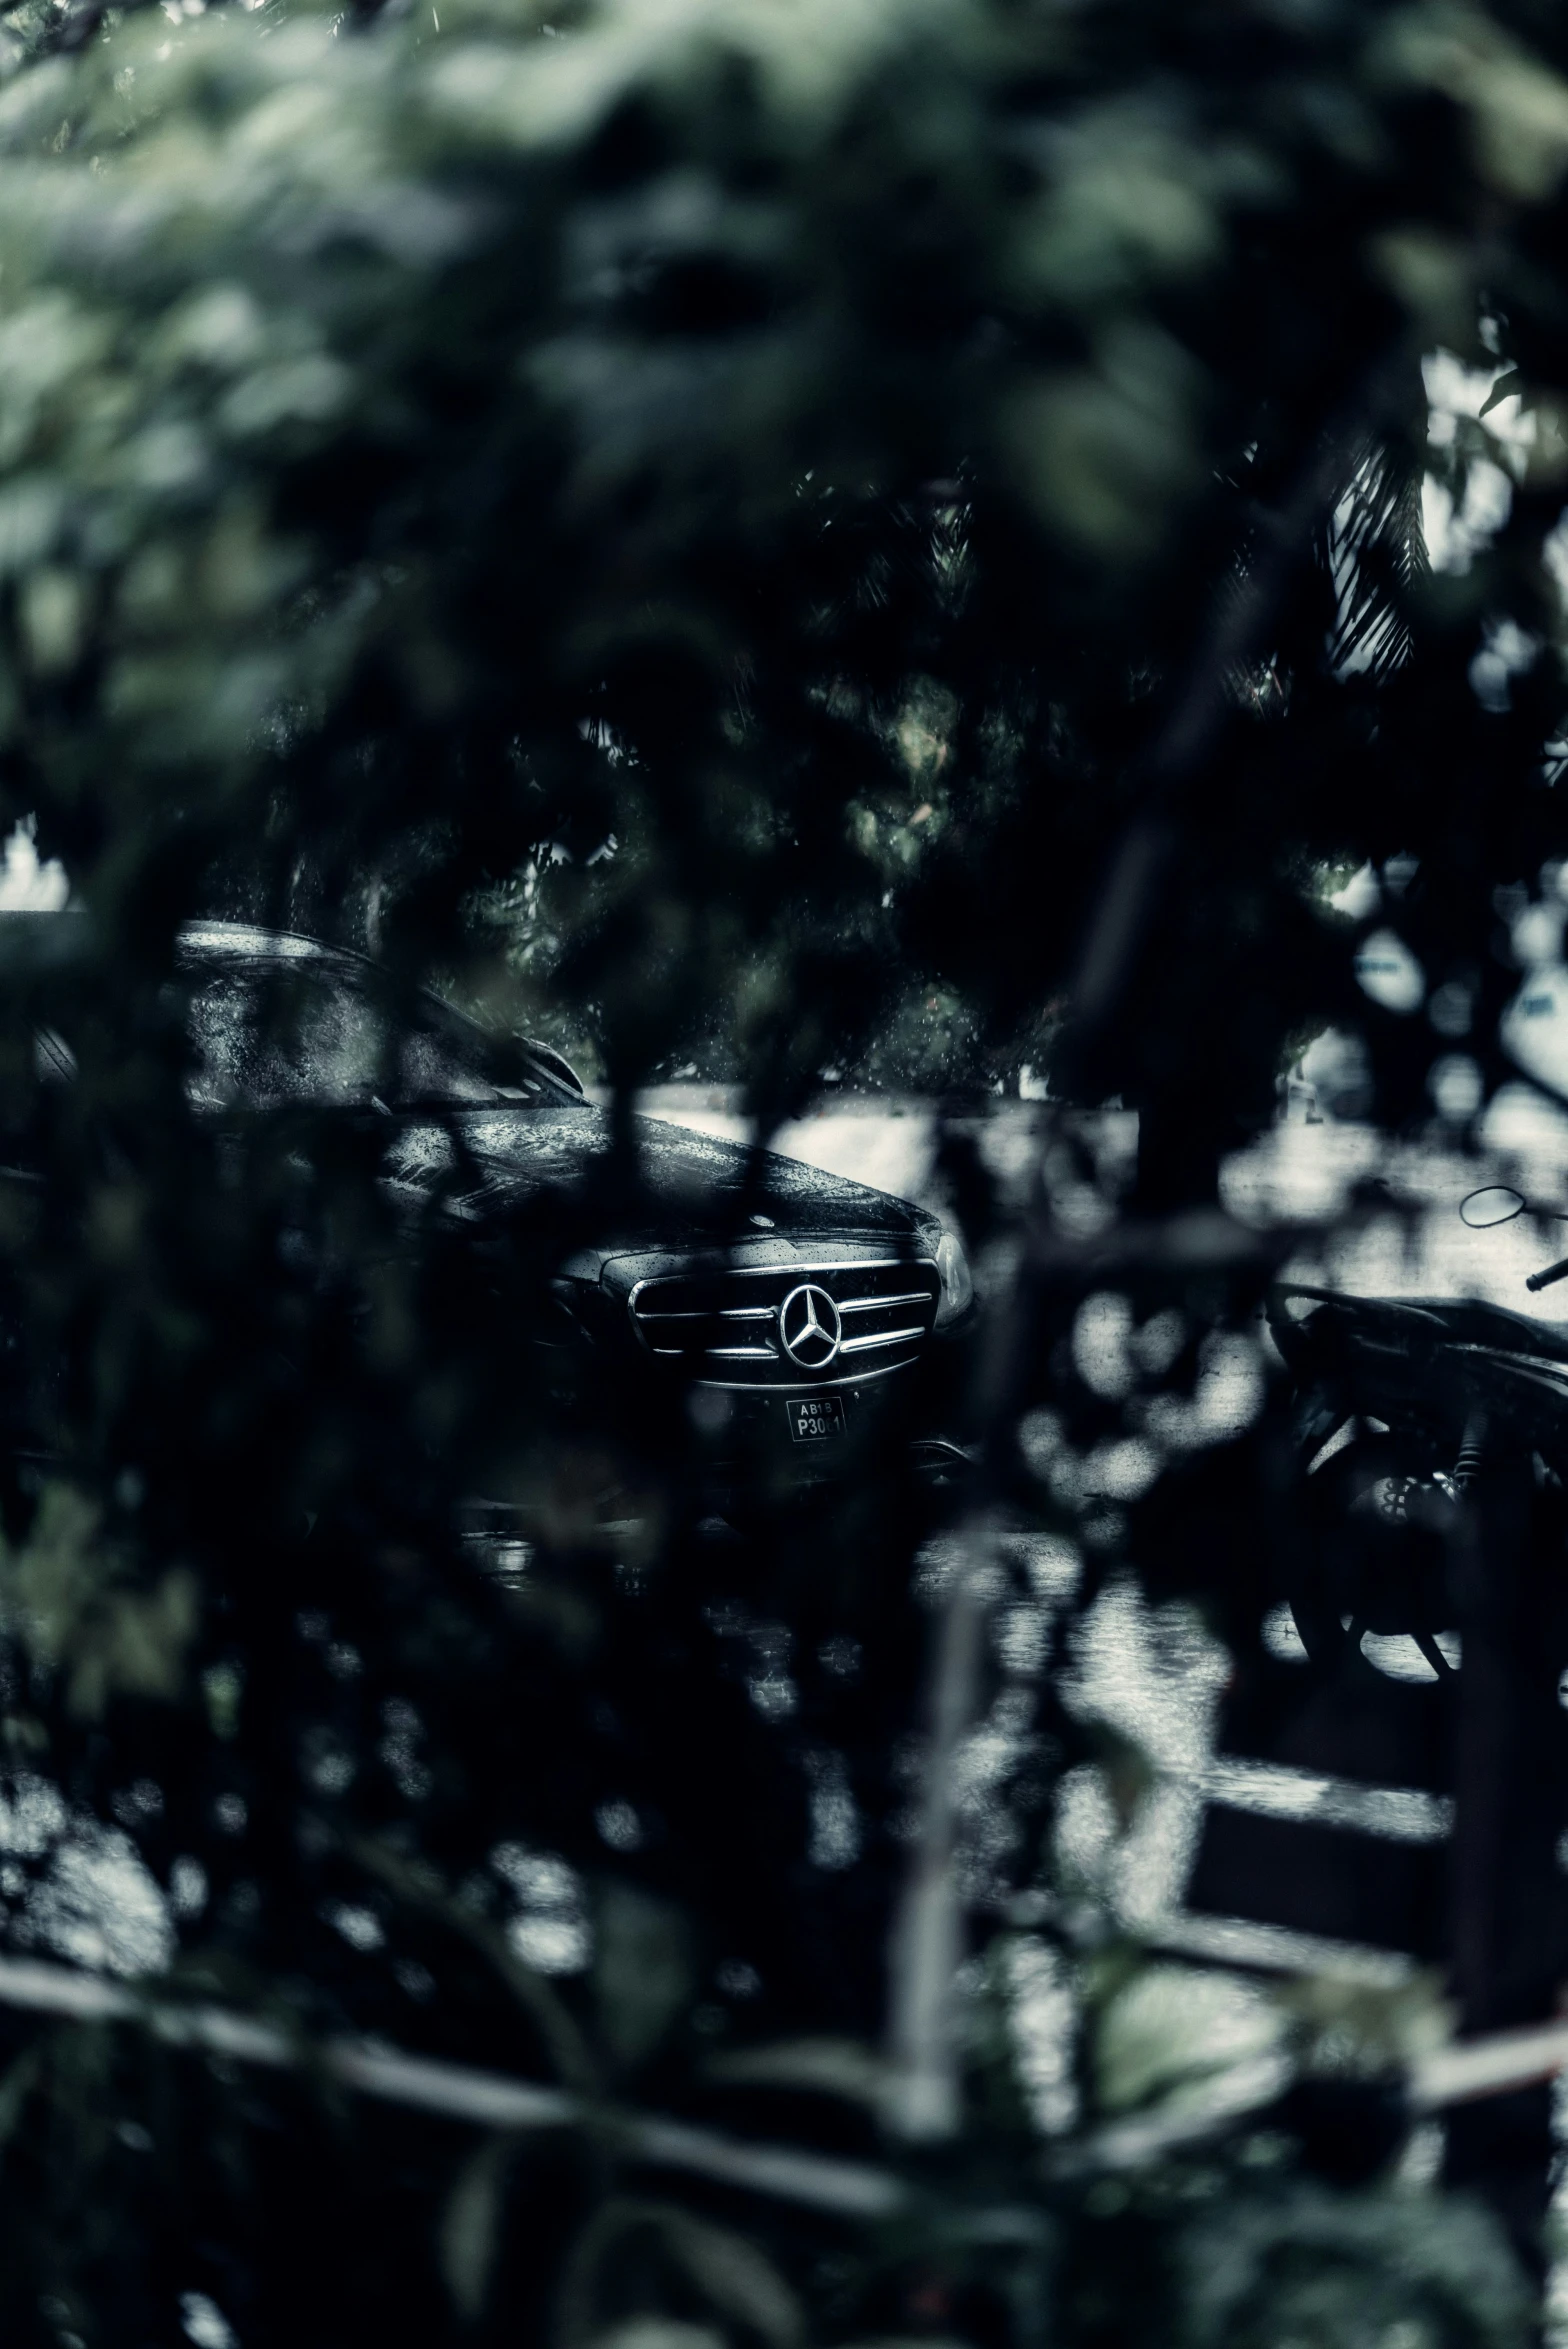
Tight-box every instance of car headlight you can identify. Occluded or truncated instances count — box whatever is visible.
[933,1229,974,1330]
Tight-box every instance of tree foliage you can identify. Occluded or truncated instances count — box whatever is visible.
[0,0,1560,2340]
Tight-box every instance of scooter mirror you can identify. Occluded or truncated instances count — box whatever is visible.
[1461,1185,1528,1228]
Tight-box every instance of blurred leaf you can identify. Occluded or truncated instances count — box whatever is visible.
[589,2326,726,2349]
[1095,1964,1285,2117]
[704,2036,888,2107]
[1183,2181,1531,2349]
[561,2201,803,2349]
[1385,6,1568,200]
[1281,1971,1454,2078]
[352,1835,598,2091]
[593,1883,693,2072]
[0,1484,198,1720]
[998,327,1201,558]
[440,2131,514,2321]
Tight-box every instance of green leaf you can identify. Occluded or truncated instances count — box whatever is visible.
[350,1835,598,2093]
[559,2201,802,2349]
[440,2132,514,2321]
[1095,1963,1284,2117]
[593,1882,692,2071]
[589,2327,725,2349]
[704,2036,888,2107]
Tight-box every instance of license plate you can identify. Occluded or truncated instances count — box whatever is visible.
[787,1396,846,1444]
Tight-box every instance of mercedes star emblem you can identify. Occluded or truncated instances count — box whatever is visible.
[778,1282,843,1371]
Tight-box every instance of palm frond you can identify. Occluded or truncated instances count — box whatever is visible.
[1323,437,1429,683]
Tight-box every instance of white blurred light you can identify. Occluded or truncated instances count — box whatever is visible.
[1328,862,1380,919]
[1261,1603,1308,1663]
[1502,965,1568,1094]
[1074,1291,1133,1397]
[1356,927,1425,1014]
[180,2294,238,2349]
[1430,1054,1483,1120]
[0,818,67,911]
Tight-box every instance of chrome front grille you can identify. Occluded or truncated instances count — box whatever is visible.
[628,1257,941,1389]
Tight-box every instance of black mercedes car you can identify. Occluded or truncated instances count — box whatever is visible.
[123,922,974,1497]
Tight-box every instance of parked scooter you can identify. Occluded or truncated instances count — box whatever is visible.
[1267,1185,1568,1670]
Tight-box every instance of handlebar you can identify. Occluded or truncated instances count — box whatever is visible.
[1526,1255,1568,1293]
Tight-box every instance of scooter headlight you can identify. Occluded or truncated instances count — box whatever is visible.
[934,1230,974,1330]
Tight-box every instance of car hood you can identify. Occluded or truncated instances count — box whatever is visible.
[379,1101,932,1251]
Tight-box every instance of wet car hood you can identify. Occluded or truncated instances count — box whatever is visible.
[379,1101,933,1251]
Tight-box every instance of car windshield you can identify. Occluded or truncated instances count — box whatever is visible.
[183,959,579,1113]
